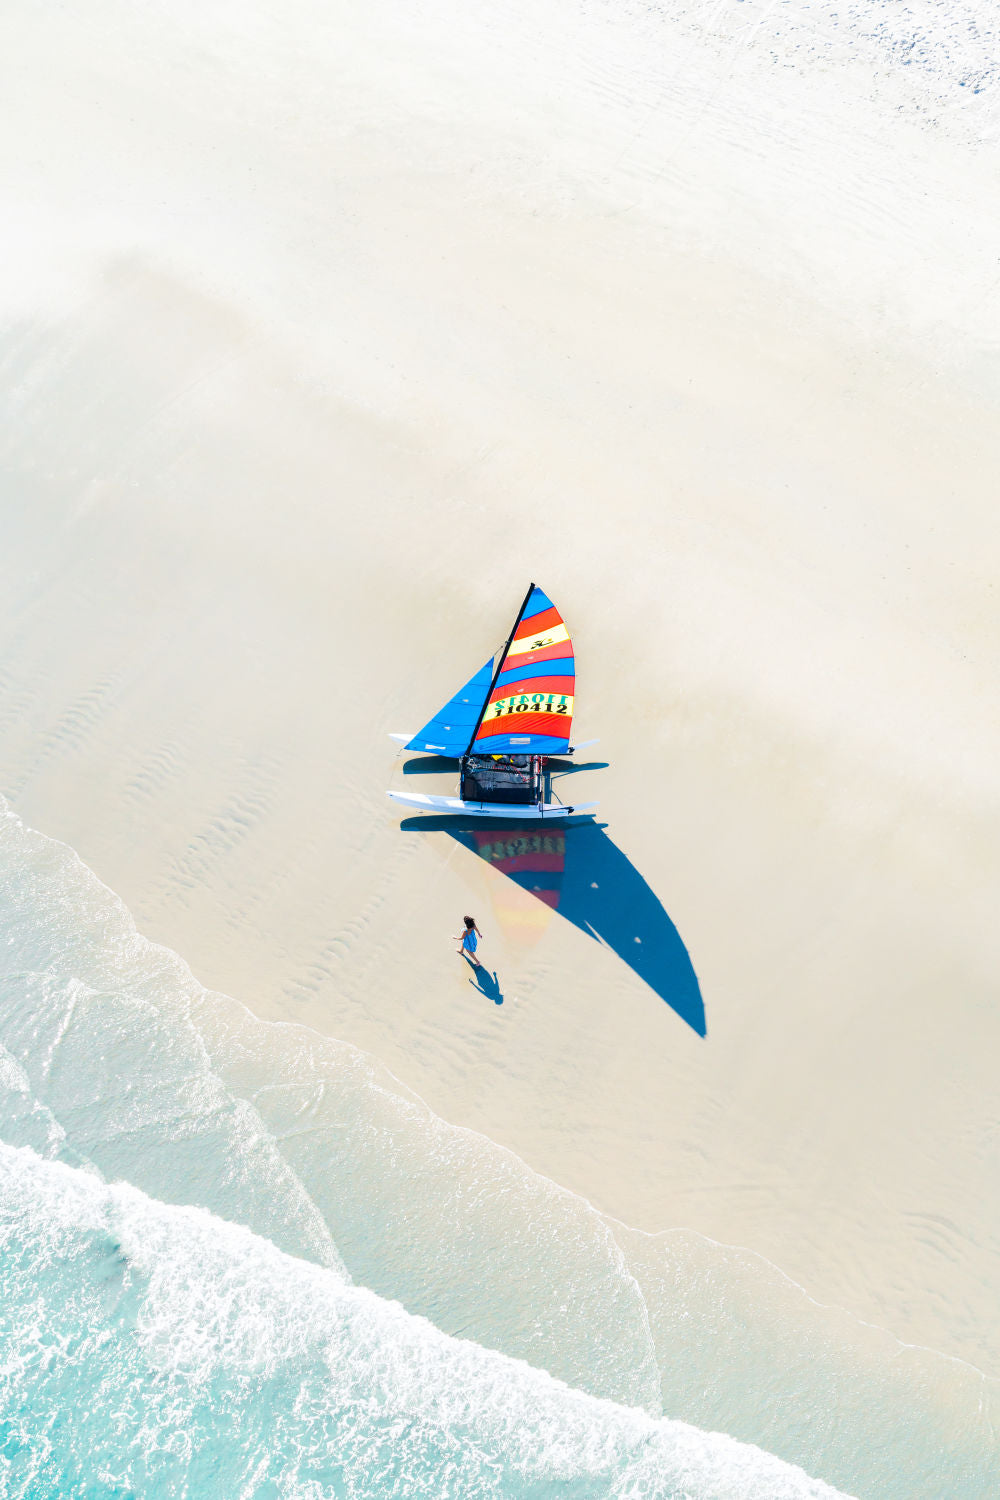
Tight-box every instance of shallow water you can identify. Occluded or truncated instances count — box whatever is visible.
[1,796,997,1497]
[2,1144,850,1500]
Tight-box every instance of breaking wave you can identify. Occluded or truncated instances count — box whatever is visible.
[0,1143,850,1500]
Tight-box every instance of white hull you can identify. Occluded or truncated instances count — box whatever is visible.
[386,791,597,819]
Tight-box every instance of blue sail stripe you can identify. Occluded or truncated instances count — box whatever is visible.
[476,730,571,755]
[520,586,556,622]
[496,656,575,688]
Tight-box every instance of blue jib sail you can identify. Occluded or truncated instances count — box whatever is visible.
[405,660,494,756]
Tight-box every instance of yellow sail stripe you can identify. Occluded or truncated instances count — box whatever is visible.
[484,692,575,721]
[505,622,570,658]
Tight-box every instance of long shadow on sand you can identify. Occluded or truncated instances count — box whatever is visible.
[400,816,705,1036]
[463,958,504,1005]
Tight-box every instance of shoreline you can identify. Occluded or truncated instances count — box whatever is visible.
[3,233,998,1372]
[11,781,995,1387]
[2,0,1000,1465]
[2,787,997,1500]
[3,744,998,1384]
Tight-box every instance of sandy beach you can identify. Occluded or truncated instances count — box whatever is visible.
[2,2,1000,1494]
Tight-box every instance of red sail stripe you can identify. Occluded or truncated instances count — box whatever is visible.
[512,606,562,641]
[475,712,572,742]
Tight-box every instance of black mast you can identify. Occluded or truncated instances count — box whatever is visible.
[464,580,535,757]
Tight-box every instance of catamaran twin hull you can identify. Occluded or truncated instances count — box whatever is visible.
[387,583,599,820]
[386,791,598,820]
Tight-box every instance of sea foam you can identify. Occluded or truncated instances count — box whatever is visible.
[0,1142,851,1500]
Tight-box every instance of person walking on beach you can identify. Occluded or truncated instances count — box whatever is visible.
[456,915,483,968]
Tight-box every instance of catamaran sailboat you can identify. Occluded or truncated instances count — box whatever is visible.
[387,584,598,819]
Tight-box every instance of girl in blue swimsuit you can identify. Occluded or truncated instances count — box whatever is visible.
[456,915,483,968]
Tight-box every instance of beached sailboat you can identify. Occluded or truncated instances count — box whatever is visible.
[387,584,598,819]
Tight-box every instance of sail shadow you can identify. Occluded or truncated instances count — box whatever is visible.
[399,818,705,1036]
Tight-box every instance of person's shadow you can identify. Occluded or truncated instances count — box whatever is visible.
[400,816,705,1035]
[463,957,504,1004]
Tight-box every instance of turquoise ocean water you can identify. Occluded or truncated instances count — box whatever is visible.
[1,796,997,1498]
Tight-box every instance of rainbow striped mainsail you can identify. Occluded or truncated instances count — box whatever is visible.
[472,586,575,756]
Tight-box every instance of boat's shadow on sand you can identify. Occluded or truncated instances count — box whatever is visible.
[399,816,705,1036]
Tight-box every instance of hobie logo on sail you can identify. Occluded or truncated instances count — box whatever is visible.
[489,692,574,718]
[507,623,570,657]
